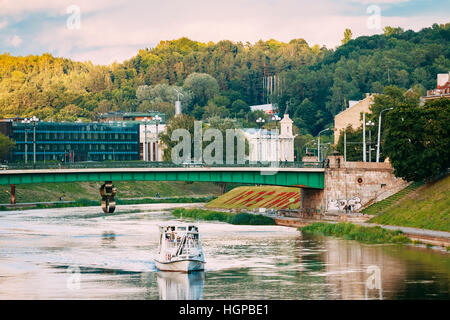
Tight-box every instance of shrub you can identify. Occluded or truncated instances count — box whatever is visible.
[172,208,275,225]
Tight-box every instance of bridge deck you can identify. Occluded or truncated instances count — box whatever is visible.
[0,167,325,189]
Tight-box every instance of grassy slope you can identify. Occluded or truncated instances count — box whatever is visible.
[205,186,301,210]
[368,175,450,232]
[0,181,222,203]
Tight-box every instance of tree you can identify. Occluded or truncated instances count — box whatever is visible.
[335,125,364,161]
[230,99,249,115]
[383,97,450,182]
[159,114,196,162]
[183,73,219,107]
[383,26,404,36]
[341,28,353,45]
[136,84,193,118]
[0,133,15,161]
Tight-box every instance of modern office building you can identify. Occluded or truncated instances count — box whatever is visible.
[98,112,167,161]
[0,120,140,162]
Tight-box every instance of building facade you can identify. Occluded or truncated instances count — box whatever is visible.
[423,72,450,101]
[1,121,140,162]
[333,93,375,145]
[243,113,295,162]
[98,111,167,161]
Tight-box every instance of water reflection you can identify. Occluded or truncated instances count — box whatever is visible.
[156,271,205,300]
[101,231,116,247]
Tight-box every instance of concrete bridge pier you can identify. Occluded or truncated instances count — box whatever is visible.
[100,181,116,214]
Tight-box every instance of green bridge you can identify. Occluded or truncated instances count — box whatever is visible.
[0,164,324,213]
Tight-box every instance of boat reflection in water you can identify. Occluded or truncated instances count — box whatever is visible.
[156,271,205,300]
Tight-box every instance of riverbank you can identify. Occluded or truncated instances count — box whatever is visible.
[274,216,450,248]
[172,208,276,225]
[0,180,222,204]
[300,222,411,244]
[0,196,215,211]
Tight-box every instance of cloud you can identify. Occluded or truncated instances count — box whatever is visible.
[0,20,7,29]
[347,0,409,3]
[1,0,448,64]
[5,34,23,47]
[0,0,128,16]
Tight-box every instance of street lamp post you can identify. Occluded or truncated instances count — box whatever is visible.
[30,116,39,164]
[317,128,330,162]
[142,117,148,161]
[366,120,375,162]
[304,140,316,156]
[376,108,393,162]
[256,117,265,163]
[22,116,39,164]
[154,115,162,162]
[21,119,30,163]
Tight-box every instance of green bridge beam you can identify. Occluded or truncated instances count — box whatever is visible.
[0,168,325,189]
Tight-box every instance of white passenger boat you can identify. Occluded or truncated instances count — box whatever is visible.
[155,222,205,273]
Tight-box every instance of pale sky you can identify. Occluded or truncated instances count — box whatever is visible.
[0,0,449,65]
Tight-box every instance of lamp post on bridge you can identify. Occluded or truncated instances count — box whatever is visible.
[366,120,375,162]
[317,128,330,162]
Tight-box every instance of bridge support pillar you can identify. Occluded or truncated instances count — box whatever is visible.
[220,182,227,195]
[100,181,116,213]
[10,184,15,205]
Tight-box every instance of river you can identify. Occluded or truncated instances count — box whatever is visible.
[0,203,448,300]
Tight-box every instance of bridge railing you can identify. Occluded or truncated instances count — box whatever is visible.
[1,161,324,170]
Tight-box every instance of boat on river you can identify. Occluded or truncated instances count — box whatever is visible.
[155,222,205,273]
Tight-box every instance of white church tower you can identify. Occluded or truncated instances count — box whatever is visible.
[278,112,295,162]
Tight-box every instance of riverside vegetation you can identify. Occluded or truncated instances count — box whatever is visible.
[300,222,411,244]
[172,208,275,225]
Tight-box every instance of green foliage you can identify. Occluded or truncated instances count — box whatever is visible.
[335,125,365,161]
[172,208,276,225]
[341,28,353,45]
[183,73,220,107]
[383,26,404,36]
[300,222,411,244]
[230,99,249,116]
[383,96,450,182]
[159,114,196,161]
[0,132,15,160]
[0,23,448,137]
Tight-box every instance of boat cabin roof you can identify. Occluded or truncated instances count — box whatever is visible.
[158,222,199,233]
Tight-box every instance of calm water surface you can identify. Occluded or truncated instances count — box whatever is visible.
[0,204,448,300]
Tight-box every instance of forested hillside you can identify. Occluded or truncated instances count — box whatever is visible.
[0,23,448,136]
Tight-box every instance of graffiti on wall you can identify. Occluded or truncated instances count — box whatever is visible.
[327,196,362,211]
